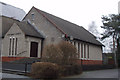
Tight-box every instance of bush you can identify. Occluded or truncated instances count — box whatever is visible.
[58,41,78,65]
[42,41,78,65]
[42,44,63,64]
[59,64,82,76]
[39,41,82,78]
[31,62,60,79]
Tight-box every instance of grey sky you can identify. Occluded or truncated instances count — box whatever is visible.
[1,0,119,53]
[0,0,119,31]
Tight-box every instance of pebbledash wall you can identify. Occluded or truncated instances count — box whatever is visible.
[2,7,103,65]
[23,7,103,65]
[71,40,102,65]
[2,23,42,61]
[24,7,64,46]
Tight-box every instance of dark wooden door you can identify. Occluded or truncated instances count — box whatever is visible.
[30,42,38,57]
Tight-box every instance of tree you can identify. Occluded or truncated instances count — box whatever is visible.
[117,38,120,67]
[101,14,120,49]
[88,21,99,37]
[88,21,113,53]
[101,14,120,67]
[101,14,120,40]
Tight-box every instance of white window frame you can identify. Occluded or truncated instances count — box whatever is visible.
[79,43,81,59]
[81,43,84,59]
[87,44,90,59]
[9,37,18,57]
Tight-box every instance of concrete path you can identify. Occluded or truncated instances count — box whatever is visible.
[1,73,29,78]
[65,69,119,78]
[1,69,119,80]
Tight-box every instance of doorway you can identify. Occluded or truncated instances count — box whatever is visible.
[30,42,38,57]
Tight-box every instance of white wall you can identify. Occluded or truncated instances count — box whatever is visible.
[2,23,42,58]
[89,44,102,60]
[24,8,64,46]
[71,40,102,60]
[26,36,42,58]
[2,23,26,57]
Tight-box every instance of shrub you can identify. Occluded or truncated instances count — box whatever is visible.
[42,44,63,64]
[57,41,78,65]
[31,62,60,79]
[59,64,82,76]
[42,41,78,65]
[72,64,82,74]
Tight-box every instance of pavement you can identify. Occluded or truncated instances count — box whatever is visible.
[1,73,29,78]
[65,69,119,78]
[0,69,119,80]
[2,61,120,80]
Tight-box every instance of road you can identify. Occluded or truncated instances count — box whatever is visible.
[1,69,119,80]
[65,69,119,78]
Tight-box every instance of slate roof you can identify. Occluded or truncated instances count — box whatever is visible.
[33,7,103,46]
[17,21,44,38]
[0,2,26,21]
[2,16,44,39]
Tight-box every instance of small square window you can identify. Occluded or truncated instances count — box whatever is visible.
[31,12,35,20]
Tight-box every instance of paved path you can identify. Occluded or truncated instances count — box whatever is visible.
[65,69,119,78]
[1,69,119,80]
[1,73,29,78]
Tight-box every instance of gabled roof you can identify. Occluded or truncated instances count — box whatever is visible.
[17,21,44,39]
[2,16,44,39]
[0,2,26,21]
[29,7,103,46]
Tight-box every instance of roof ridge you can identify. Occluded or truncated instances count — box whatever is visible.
[31,7,103,46]
[33,7,82,28]
[2,16,20,22]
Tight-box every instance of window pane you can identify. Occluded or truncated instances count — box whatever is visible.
[84,44,86,58]
[78,43,80,58]
[79,43,81,58]
[87,45,89,58]
[12,38,14,55]
[81,43,83,58]
[9,38,11,56]
[15,38,18,55]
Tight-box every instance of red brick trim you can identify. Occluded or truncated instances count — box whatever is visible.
[77,59,103,65]
[2,57,27,62]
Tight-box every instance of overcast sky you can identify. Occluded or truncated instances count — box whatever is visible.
[1,0,119,52]
[0,0,119,31]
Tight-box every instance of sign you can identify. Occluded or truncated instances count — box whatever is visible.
[7,33,21,36]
